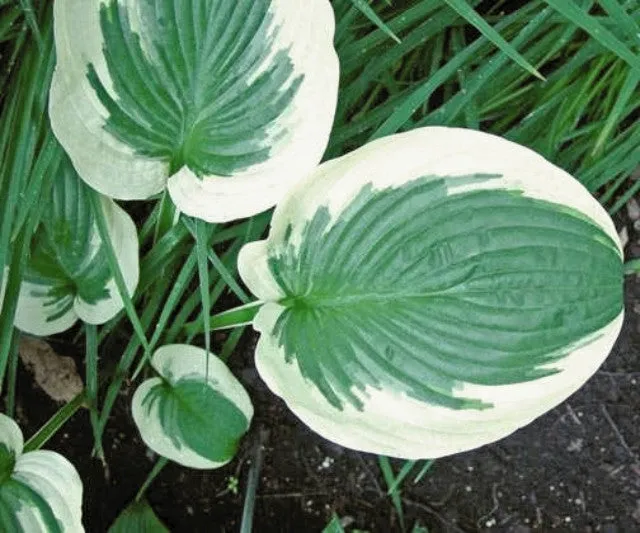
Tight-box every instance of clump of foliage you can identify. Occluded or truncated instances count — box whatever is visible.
[0,0,638,531]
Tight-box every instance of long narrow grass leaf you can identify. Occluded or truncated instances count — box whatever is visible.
[85,324,105,460]
[240,429,269,533]
[195,219,214,378]
[131,250,198,380]
[595,0,640,42]
[543,0,640,72]
[371,33,485,139]
[378,456,406,531]
[5,329,19,417]
[442,0,544,79]
[592,68,639,156]
[24,391,87,452]
[386,460,417,495]
[413,459,435,484]
[220,326,247,362]
[350,0,400,43]
[89,189,150,352]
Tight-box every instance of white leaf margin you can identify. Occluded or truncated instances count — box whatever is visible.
[238,126,624,459]
[14,196,139,336]
[50,0,340,223]
[0,413,84,532]
[132,345,254,469]
[0,414,23,460]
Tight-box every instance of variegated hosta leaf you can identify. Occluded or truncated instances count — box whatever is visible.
[0,413,84,532]
[50,0,339,223]
[14,156,139,336]
[132,345,253,469]
[238,127,625,459]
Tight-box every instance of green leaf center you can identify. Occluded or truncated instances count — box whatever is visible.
[88,0,303,177]
[267,175,623,412]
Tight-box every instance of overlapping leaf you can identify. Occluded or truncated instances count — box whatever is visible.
[49,0,339,222]
[14,156,139,336]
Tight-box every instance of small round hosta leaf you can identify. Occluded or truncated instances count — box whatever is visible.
[238,127,625,459]
[50,0,339,223]
[108,500,169,533]
[14,156,139,336]
[0,413,84,532]
[132,345,253,469]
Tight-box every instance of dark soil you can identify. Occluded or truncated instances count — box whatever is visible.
[9,254,640,532]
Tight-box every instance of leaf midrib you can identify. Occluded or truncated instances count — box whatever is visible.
[283,283,620,309]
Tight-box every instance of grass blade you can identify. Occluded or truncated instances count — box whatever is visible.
[220,326,247,362]
[378,456,406,531]
[371,32,485,139]
[24,391,87,452]
[386,460,417,495]
[5,328,19,417]
[413,459,435,484]
[592,68,639,156]
[322,514,346,533]
[599,0,640,40]
[195,218,214,377]
[182,217,250,303]
[17,0,41,46]
[350,0,400,43]
[89,189,150,353]
[240,428,269,533]
[85,324,105,461]
[543,0,640,72]
[131,250,198,380]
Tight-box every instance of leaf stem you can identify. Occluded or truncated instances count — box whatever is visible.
[624,258,640,275]
[240,428,269,533]
[135,456,169,503]
[24,391,87,452]
[183,301,262,336]
[85,324,105,461]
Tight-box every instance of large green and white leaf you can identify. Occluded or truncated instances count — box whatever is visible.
[14,156,139,336]
[132,345,253,469]
[238,127,624,459]
[0,413,84,532]
[49,0,339,223]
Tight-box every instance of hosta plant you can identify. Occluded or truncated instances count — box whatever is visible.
[3,0,638,529]
[237,126,624,459]
[0,413,84,532]
[49,0,339,223]
[132,345,254,469]
[13,156,139,336]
